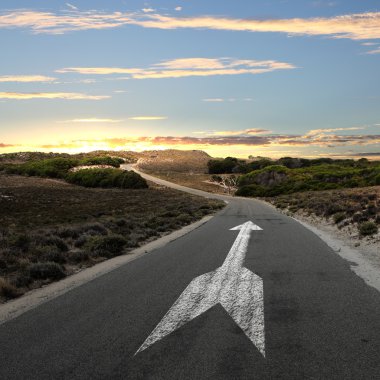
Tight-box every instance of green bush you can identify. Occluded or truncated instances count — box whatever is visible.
[236,162,380,197]
[4,156,125,179]
[333,212,346,224]
[65,168,148,189]
[78,156,124,168]
[5,158,79,178]
[358,222,378,236]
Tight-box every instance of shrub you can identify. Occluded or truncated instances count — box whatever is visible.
[42,236,69,252]
[28,262,66,280]
[78,156,124,168]
[86,235,127,258]
[208,157,240,174]
[69,251,90,263]
[65,169,148,189]
[358,222,378,236]
[333,212,346,224]
[0,277,19,299]
[39,246,67,264]
[6,158,78,178]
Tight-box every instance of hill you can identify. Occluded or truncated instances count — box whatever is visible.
[136,150,210,173]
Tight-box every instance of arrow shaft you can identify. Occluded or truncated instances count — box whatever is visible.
[221,224,252,271]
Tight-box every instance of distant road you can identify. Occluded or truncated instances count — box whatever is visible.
[1,167,380,379]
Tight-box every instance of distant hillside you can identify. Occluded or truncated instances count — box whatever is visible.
[136,149,211,173]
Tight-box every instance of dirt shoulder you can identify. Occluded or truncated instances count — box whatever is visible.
[265,187,380,284]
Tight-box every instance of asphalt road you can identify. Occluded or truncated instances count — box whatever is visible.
[1,171,380,379]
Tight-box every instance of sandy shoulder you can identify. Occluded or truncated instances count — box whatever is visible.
[266,202,380,292]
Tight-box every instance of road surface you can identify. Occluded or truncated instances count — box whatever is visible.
[1,169,380,379]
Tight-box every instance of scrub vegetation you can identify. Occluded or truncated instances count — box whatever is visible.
[1,156,148,189]
[267,186,380,237]
[0,173,224,302]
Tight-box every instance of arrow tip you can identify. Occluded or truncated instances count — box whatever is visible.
[230,221,263,231]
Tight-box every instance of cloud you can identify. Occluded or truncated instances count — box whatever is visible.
[202,97,254,102]
[66,3,78,11]
[27,128,380,153]
[0,75,56,83]
[0,143,14,148]
[304,127,365,136]
[142,8,155,13]
[129,116,167,120]
[175,7,182,12]
[61,118,122,123]
[366,48,380,54]
[311,1,337,8]
[0,92,110,100]
[1,9,380,40]
[349,152,380,157]
[195,129,271,136]
[58,57,296,80]
[213,129,272,136]
[202,98,224,102]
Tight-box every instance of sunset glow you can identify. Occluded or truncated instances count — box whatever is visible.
[1,1,379,159]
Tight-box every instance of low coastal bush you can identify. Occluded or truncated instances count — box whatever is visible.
[5,158,78,178]
[358,221,378,236]
[28,262,66,280]
[236,164,380,197]
[65,168,148,189]
[3,156,124,179]
[85,235,128,258]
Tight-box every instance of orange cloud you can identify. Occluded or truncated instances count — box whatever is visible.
[1,9,380,40]
[0,75,56,83]
[0,143,15,148]
[0,92,110,100]
[58,58,296,79]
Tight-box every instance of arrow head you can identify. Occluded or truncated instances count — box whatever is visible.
[230,221,263,231]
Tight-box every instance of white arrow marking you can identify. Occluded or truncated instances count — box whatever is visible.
[136,221,265,356]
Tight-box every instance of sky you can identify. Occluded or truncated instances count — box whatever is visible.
[0,0,379,158]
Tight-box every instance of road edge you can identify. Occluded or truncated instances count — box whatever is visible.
[0,214,215,326]
[262,201,380,293]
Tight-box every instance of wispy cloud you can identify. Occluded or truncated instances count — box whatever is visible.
[0,143,15,148]
[311,1,337,8]
[212,129,271,136]
[304,127,365,136]
[202,97,254,102]
[129,116,167,120]
[1,9,380,40]
[366,48,380,54]
[202,98,224,102]
[0,75,56,83]
[175,7,182,12]
[60,118,122,123]
[58,57,296,80]
[0,92,110,100]
[66,3,78,11]
[26,128,380,152]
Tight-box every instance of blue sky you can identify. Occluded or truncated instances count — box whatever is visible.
[0,0,379,158]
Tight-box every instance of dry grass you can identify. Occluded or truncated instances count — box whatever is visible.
[0,174,224,302]
[136,149,211,173]
[142,170,235,195]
